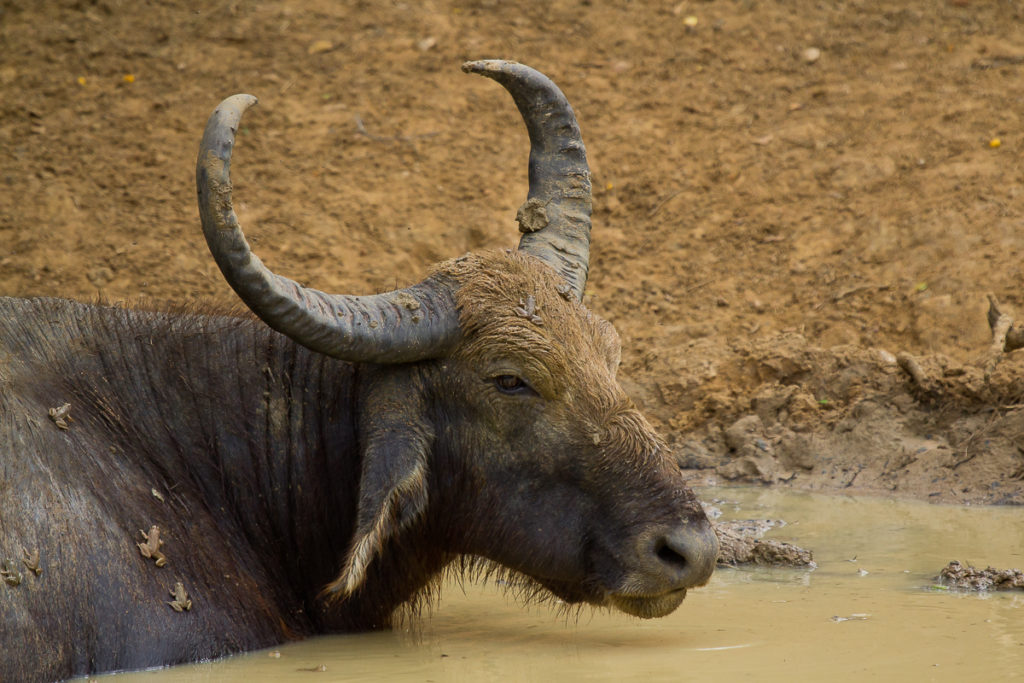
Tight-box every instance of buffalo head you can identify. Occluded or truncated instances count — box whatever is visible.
[196,60,717,620]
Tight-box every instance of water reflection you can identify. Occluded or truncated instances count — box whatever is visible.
[100,489,1024,682]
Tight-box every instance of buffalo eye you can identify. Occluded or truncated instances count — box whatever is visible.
[492,374,536,396]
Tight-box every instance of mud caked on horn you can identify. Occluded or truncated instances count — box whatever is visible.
[463,60,593,301]
[196,61,594,362]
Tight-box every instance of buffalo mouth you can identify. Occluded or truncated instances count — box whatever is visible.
[535,576,690,619]
[607,588,688,619]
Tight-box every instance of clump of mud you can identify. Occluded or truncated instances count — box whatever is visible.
[937,560,1024,591]
[713,519,815,568]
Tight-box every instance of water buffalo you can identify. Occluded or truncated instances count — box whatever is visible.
[0,61,717,681]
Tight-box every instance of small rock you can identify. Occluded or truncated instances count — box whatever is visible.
[724,415,765,451]
[802,47,821,64]
[307,40,333,55]
[877,349,897,365]
[717,452,791,483]
[674,438,717,470]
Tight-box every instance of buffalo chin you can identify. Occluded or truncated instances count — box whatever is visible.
[537,576,689,619]
[607,588,688,619]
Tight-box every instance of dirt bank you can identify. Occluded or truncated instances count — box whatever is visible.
[2,0,1023,504]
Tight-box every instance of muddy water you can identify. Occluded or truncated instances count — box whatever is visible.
[104,489,1023,681]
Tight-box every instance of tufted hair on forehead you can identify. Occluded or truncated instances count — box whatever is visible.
[434,250,621,376]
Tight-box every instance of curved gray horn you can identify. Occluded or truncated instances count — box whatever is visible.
[463,60,593,301]
[196,94,460,362]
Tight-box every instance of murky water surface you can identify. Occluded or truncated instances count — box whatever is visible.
[104,489,1023,681]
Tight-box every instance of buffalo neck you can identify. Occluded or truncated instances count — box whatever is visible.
[2,297,449,636]
[63,302,359,607]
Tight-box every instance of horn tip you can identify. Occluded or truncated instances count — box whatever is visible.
[201,94,259,164]
[217,93,259,117]
[462,59,516,76]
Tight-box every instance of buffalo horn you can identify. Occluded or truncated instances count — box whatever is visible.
[462,60,593,301]
[196,94,460,363]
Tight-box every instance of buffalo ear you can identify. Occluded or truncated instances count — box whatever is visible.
[325,367,432,600]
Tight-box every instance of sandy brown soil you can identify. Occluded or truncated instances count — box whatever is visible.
[3,0,1024,505]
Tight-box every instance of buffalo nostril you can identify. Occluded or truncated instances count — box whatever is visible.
[650,525,719,588]
[655,538,689,571]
